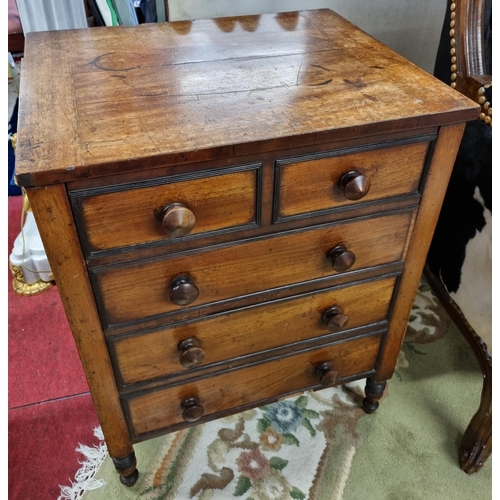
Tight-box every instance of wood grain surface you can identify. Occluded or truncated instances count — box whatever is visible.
[25,185,134,459]
[71,165,259,254]
[375,124,467,381]
[124,333,382,437]
[94,210,413,327]
[277,140,429,219]
[111,276,397,385]
[15,9,478,187]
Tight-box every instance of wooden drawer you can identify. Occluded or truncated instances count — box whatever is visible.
[274,138,430,222]
[123,332,383,438]
[70,164,261,257]
[111,275,397,386]
[93,210,413,328]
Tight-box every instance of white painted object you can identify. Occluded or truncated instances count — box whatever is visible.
[449,188,492,352]
[9,211,52,284]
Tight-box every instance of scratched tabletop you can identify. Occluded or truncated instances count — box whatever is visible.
[16,9,477,186]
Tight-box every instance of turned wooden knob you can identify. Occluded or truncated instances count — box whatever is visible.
[316,362,340,387]
[160,203,196,237]
[169,276,199,306]
[328,245,356,272]
[178,338,205,368]
[181,396,204,422]
[322,306,349,332]
[339,170,371,200]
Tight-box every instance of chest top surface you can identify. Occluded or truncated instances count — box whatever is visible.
[15,8,478,187]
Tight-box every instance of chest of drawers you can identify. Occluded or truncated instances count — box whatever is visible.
[15,9,478,485]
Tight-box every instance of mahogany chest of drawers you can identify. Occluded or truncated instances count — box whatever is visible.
[15,9,478,485]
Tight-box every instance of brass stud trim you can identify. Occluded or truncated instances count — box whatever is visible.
[477,87,492,127]
[447,3,492,128]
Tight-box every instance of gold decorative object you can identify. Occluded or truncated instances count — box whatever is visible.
[9,127,54,296]
[9,262,54,296]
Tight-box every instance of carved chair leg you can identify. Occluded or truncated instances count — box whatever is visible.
[459,395,492,474]
[423,264,492,473]
[362,378,387,414]
[112,452,139,487]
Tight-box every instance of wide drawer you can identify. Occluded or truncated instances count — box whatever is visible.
[70,163,261,257]
[93,210,413,328]
[274,138,430,222]
[123,332,383,438]
[111,275,397,386]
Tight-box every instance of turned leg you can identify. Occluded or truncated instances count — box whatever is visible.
[112,451,139,486]
[362,378,386,414]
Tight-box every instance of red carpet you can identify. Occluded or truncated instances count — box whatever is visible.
[8,195,101,499]
[8,395,100,500]
[8,195,89,407]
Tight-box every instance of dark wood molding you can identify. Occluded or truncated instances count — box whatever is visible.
[101,261,405,337]
[272,134,436,223]
[70,162,263,259]
[454,0,490,96]
[123,367,378,444]
[111,325,388,393]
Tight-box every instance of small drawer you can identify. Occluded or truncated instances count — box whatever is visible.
[92,210,413,328]
[274,138,431,222]
[69,163,261,257]
[111,275,397,386]
[123,332,383,438]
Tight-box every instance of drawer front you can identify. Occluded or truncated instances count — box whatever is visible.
[124,333,382,438]
[93,210,413,327]
[70,164,261,256]
[112,276,397,385]
[275,139,430,221]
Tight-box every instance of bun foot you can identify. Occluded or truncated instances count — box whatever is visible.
[119,468,139,487]
[362,378,386,414]
[113,452,139,487]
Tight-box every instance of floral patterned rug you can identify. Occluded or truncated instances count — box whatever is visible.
[67,278,490,500]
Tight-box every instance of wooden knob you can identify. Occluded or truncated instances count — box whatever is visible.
[322,306,349,332]
[160,203,196,237]
[328,245,356,272]
[316,362,340,386]
[178,338,205,368]
[181,396,204,422]
[169,276,199,306]
[339,170,371,200]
